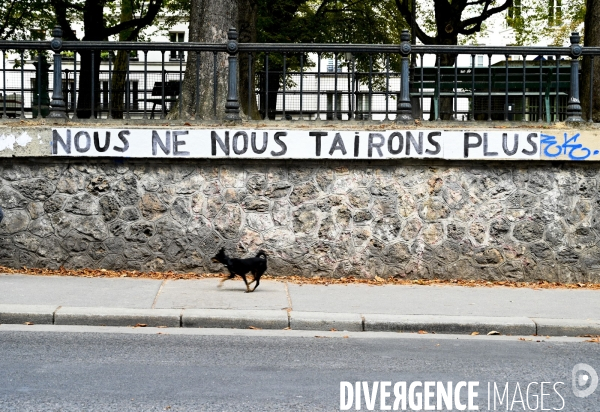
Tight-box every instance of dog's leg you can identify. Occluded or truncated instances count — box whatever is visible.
[249,272,262,292]
[218,274,235,288]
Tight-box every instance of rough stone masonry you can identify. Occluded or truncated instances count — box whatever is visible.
[0,156,599,283]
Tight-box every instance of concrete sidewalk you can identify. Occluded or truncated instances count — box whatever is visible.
[1,273,599,336]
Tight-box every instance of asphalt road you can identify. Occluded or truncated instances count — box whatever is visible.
[0,326,599,411]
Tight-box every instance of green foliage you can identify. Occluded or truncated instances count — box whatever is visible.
[0,0,54,40]
[506,0,585,45]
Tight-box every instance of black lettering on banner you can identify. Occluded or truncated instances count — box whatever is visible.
[329,133,347,156]
[483,133,498,156]
[406,131,423,155]
[271,132,287,156]
[94,131,110,152]
[464,132,482,158]
[502,133,518,156]
[114,130,130,153]
[232,131,248,155]
[173,131,190,156]
[251,132,268,154]
[74,131,91,153]
[522,133,538,156]
[426,132,442,155]
[152,130,171,155]
[387,132,404,155]
[354,132,360,157]
[211,130,229,156]
[368,133,385,157]
[52,129,71,154]
[310,131,328,156]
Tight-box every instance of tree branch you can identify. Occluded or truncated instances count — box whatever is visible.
[102,0,163,38]
[394,0,436,44]
[460,0,513,35]
[50,0,79,40]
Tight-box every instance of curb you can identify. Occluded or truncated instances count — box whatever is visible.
[0,305,598,337]
[363,314,536,336]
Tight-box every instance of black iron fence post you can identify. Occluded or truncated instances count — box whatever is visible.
[48,25,67,119]
[566,31,583,123]
[225,27,241,121]
[396,30,413,122]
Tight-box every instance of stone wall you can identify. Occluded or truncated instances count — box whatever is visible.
[0,157,599,283]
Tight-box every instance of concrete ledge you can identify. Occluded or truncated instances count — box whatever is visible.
[290,311,363,331]
[533,318,600,337]
[0,304,57,325]
[363,314,536,335]
[183,309,289,329]
[54,307,181,327]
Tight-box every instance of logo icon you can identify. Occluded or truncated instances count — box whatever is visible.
[572,363,598,398]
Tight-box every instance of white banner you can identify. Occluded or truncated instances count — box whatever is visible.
[51,128,542,160]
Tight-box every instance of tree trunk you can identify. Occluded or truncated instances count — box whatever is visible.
[111,0,135,119]
[172,0,240,120]
[75,0,105,118]
[582,0,600,121]
[76,50,102,118]
[238,0,260,119]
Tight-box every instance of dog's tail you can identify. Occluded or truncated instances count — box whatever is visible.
[256,250,267,259]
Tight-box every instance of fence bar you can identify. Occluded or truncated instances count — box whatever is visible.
[107,52,113,119]
[487,54,491,121]
[36,51,42,118]
[555,57,560,121]
[282,53,286,120]
[161,51,166,119]
[143,51,148,119]
[20,51,24,118]
[299,53,304,120]
[538,58,543,122]
[397,30,413,122]
[435,54,440,121]
[247,52,252,121]
[91,51,95,118]
[453,57,457,120]
[421,53,425,120]
[384,54,390,121]
[566,32,583,122]
[126,51,131,119]
[589,56,594,122]
[1,50,5,118]
[351,55,355,120]
[504,55,509,121]
[72,52,78,119]
[178,50,183,119]
[224,27,241,121]
[49,26,66,119]
[368,54,373,120]
[522,56,526,120]
[265,52,269,120]
[196,51,201,121]
[316,53,321,120]
[470,54,474,121]
[213,51,218,119]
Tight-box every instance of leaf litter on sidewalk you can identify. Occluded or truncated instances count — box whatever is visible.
[1,265,599,290]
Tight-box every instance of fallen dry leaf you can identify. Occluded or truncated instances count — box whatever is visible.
[1,265,599,290]
[585,336,600,343]
[330,328,338,332]
[343,335,349,338]
[487,331,501,335]
[134,323,147,328]
[24,321,34,325]
[283,327,291,330]
[248,326,262,330]
[471,332,480,336]
[418,330,428,334]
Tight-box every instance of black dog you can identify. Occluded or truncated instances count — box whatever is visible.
[211,248,267,292]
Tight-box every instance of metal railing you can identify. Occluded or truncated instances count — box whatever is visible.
[0,26,590,122]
